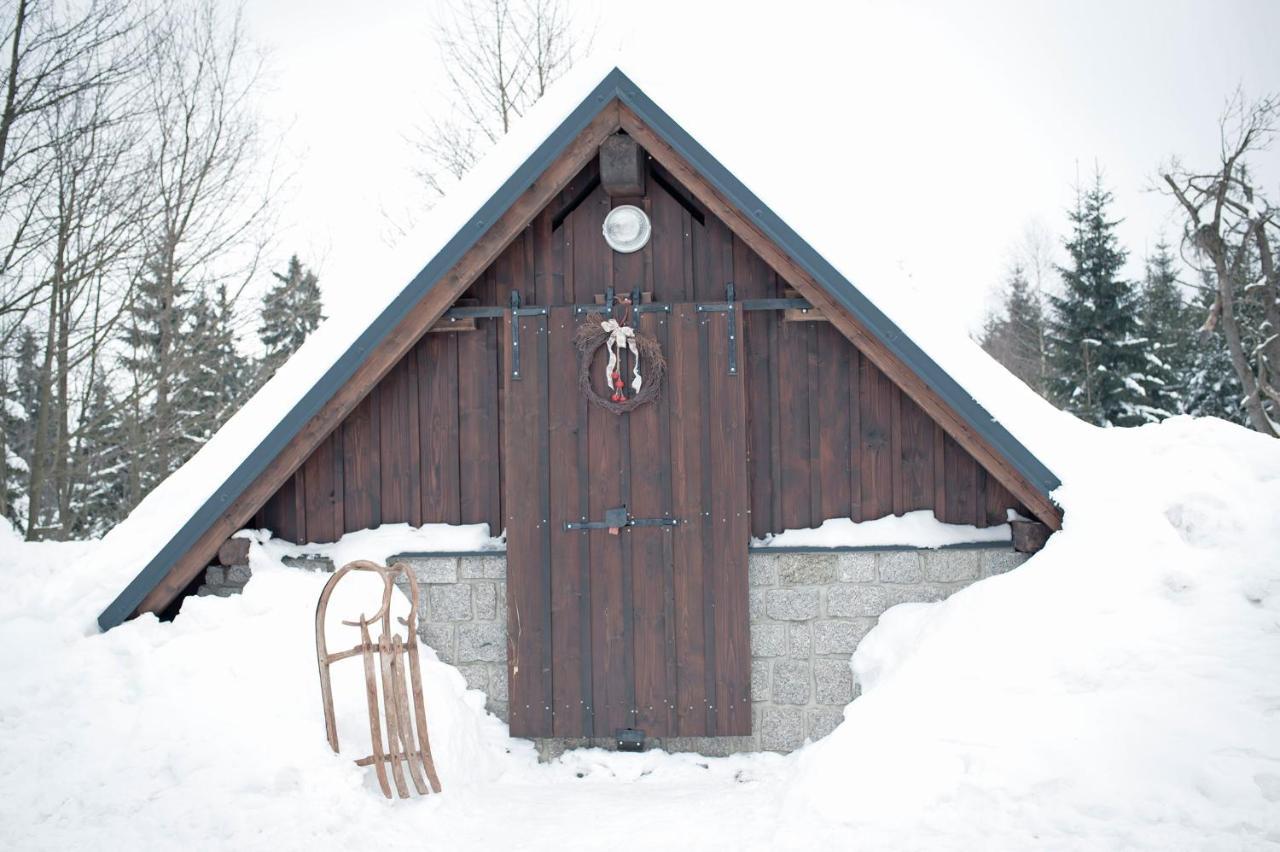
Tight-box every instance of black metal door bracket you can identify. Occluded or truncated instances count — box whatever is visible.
[510,291,548,380]
[694,282,738,375]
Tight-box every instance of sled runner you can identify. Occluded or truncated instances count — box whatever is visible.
[315,560,442,799]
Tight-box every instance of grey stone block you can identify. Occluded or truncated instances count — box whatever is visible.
[458,663,489,691]
[488,663,508,700]
[457,623,506,662]
[877,551,922,583]
[983,548,1027,577]
[776,553,837,585]
[428,584,473,621]
[205,566,225,586]
[225,564,251,584]
[749,558,778,587]
[826,584,888,617]
[750,588,767,619]
[807,708,845,741]
[282,555,334,572]
[660,736,756,758]
[814,659,854,705]
[766,588,820,620]
[460,556,506,579]
[788,623,812,658]
[485,698,508,722]
[760,707,804,752]
[884,584,955,608]
[403,556,458,584]
[751,659,770,700]
[813,619,873,655]
[473,581,497,621]
[836,552,876,582]
[772,659,811,704]
[924,549,980,582]
[419,624,455,662]
[751,622,786,657]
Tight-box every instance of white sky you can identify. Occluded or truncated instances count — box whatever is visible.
[243,0,1280,330]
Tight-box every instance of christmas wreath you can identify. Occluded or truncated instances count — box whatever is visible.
[575,309,666,414]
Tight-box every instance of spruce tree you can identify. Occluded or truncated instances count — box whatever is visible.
[1136,241,1194,421]
[171,284,252,466]
[119,251,196,492]
[1185,272,1247,423]
[1047,174,1150,426]
[72,373,130,536]
[258,254,324,381]
[0,355,30,530]
[980,264,1048,396]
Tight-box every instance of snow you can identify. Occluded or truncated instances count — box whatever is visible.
[248,522,505,568]
[85,57,1082,629]
[752,510,1010,549]
[3,416,1280,848]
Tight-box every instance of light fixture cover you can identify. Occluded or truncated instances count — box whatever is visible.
[602,204,651,253]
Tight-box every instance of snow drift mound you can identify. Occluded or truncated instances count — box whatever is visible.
[781,416,1280,848]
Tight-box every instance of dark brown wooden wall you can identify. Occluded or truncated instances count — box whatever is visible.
[255,155,1026,543]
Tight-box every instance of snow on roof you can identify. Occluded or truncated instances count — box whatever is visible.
[90,57,1083,631]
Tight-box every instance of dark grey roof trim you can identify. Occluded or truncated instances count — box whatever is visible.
[98,68,1058,632]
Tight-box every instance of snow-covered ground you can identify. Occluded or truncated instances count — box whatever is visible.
[2,415,1279,850]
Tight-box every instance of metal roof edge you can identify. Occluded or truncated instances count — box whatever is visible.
[609,70,1061,499]
[96,69,632,631]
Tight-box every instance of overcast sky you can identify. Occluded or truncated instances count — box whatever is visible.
[243,0,1280,330]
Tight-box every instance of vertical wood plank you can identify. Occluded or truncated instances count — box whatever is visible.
[806,321,823,522]
[890,385,904,517]
[667,303,708,736]
[776,315,812,530]
[504,310,552,736]
[816,322,852,522]
[860,359,894,520]
[342,394,381,532]
[302,432,338,543]
[417,334,461,525]
[547,306,591,736]
[704,305,751,735]
[943,432,979,525]
[457,318,500,531]
[899,394,935,512]
[848,347,862,522]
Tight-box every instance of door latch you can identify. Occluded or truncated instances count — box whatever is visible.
[564,505,678,533]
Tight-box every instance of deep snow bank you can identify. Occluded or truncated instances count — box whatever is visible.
[782,416,1280,847]
[1,417,1278,850]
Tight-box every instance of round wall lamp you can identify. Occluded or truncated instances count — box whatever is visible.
[602,205,651,253]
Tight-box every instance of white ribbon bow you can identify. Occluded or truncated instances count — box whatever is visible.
[601,319,643,394]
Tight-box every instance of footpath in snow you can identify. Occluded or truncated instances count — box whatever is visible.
[0,416,1278,850]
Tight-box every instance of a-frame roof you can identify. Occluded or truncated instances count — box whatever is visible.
[97,66,1064,631]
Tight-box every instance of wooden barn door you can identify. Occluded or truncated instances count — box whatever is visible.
[504,302,750,739]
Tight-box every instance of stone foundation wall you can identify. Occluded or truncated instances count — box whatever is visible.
[213,545,1027,756]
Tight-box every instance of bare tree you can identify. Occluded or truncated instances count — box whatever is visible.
[119,0,275,491]
[1161,91,1280,436]
[411,0,585,198]
[0,0,139,337]
[23,69,146,538]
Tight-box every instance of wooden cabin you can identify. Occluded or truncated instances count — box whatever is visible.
[99,68,1060,748]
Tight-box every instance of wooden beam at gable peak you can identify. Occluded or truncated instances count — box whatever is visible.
[618,104,1061,530]
[132,100,624,619]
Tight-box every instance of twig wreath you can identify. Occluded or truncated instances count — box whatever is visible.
[575,308,666,414]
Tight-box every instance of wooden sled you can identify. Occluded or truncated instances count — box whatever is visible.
[315,560,442,799]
